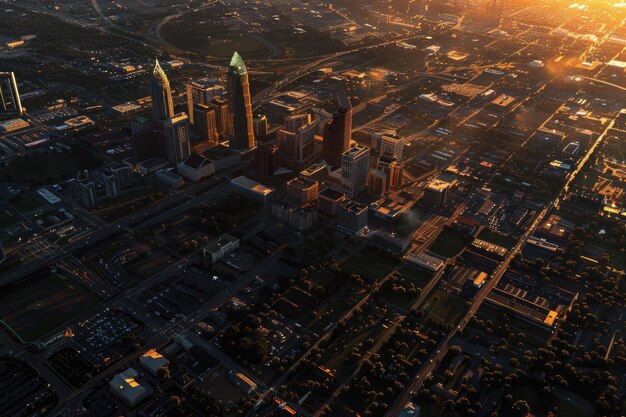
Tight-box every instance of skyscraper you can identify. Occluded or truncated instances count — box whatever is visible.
[111,164,132,189]
[164,113,191,165]
[372,132,404,161]
[227,52,255,150]
[377,155,403,191]
[253,114,269,138]
[151,60,174,131]
[341,145,370,198]
[0,72,23,119]
[276,114,316,167]
[80,180,97,208]
[256,140,278,176]
[102,171,120,199]
[311,107,332,136]
[193,104,219,143]
[186,79,224,125]
[210,97,229,137]
[368,169,387,196]
[322,96,352,169]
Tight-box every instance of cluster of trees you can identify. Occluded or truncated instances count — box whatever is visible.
[164,387,223,417]
[221,314,269,364]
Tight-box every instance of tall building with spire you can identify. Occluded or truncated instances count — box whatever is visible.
[322,95,352,169]
[227,52,255,150]
[151,60,174,131]
[0,72,23,119]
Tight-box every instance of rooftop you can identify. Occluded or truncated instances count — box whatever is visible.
[231,176,274,196]
[229,52,247,75]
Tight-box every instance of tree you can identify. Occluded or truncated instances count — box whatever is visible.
[157,365,171,380]
[512,399,531,417]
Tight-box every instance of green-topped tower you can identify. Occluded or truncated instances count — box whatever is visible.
[227,52,255,150]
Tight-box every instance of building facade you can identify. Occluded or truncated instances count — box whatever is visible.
[322,96,353,168]
[227,52,255,150]
[256,140,278,176]
[151,60,174,131]
[341,145,370,198]
[0,72,23,118]
[164,113,192,165]
[186,79,224,125]
[193,104,219,143]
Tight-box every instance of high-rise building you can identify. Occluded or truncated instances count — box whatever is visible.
[186,79,224,125]
[164,113,191,165]
[368,169,387,196]
[192,104,219,143]
[131,116,153,137]
[423,179,450,208]
[210,98,229,137]
[276,114,316,167]
[318,188,345,217]
[373,132,404,161]
[80,180,97,208]
[227,52,255,150]
[286,177,319,205]
[111,164,132,189]
[151,60,174,131]
[322,96,352,168]
[256,140,278,176]
[337,200,368,235]
[0,72,23,119]
[377,155,403,191]
[311,107,332,136]
[102,172,120,199]
[341,145,370,198]
[253,114,269,138]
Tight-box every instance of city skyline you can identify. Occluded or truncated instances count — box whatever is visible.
[0,1,624,417]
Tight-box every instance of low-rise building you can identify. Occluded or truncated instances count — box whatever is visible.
[156,169,184,188]
[369,230,411,255]
[109,368,150,407]
[405,252,444,272]
[0,118,29,133]
[137,157,168,175]
[301,162,330,182]
[272,201,318,231]
[140,349,170,377]
[230,176,274,203]
[177,153,215,182]
[202,234,240,263]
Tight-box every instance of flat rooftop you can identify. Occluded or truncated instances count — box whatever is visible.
[231,176,274,196]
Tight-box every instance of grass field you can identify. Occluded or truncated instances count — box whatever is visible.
[0,274,98,343]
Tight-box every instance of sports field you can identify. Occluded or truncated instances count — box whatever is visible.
[0,274,98,343]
